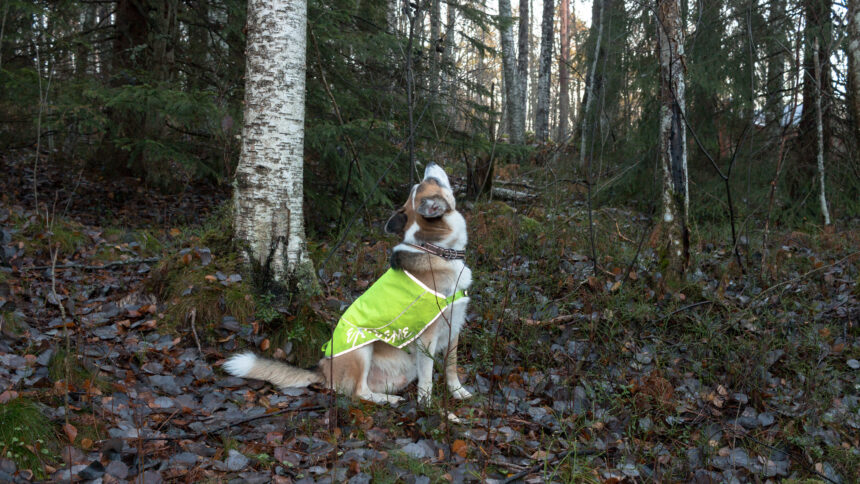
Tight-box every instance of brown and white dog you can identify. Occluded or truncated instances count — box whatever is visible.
[224,163,473,405]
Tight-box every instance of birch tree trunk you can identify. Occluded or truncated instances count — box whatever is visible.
[535,0,554,142]
[812,37,831,225]
[517,0,530,137]
[498,0,524,143]
[797,0,832,198]
[578,0,604,166]
[655,0,690,276]
[848,0,860,154]
[234,0,317,291]
[557,0,570,140]
[765,0,786,132]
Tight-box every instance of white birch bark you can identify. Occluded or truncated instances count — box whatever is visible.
[517,0,530,134]
[557,0,570,139]
[578,0,604,166]
[234,0,315,286]
[812,37,831,225]
[498,0,524,143]
[535,0,554,142]
[656,0,689,274]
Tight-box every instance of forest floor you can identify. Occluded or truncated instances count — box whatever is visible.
[0,150,858,484]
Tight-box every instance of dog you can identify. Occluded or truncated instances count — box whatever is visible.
[224,163,473,405]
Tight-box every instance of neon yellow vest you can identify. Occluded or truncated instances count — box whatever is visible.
[322,269,467,358]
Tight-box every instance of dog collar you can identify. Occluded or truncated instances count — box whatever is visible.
[404,242,466,261]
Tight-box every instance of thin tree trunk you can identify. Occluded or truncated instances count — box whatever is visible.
[444,2,457,118]
[812,37,831,225]
[535,0,554,142]
[517,0,529,138]
[655,0,690,276]
[498,0,524,143]
[578,0,604,166]
[765,0,786,131]
[797,0,832,196]
[234,0,316,290]
[847,0,860,155]
[430,0,441,93]
[557,0,570,139]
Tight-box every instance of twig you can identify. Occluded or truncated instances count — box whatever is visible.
[28,256,160,271]
[188,308,203,356]
[753,251,860,302]
[664,300,714,318]
[500,447,600,484]
[523,314,577,326]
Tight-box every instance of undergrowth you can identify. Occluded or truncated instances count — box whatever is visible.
[0,399,58,478]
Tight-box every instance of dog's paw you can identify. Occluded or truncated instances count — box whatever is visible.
[450,386,473,400]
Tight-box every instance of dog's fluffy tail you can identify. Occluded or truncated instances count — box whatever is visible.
[223,352,323,388]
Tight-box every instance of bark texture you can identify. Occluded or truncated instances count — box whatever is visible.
[517,0,530,136]
[848,0,860,155]
[656,0,689,276]
[812,37,831,225]
[234,0,316,288]
[498,0,524,143]
[557,0,570,139]
[797,0,832,193]
[535,0,554,142]
[578,0,604,165]
[765,0,787,131]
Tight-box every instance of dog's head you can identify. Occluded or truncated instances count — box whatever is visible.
[384,163,466,249]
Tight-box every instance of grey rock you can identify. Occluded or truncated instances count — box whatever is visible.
[141,470,163,484]
[105,460,129,479]
[149,375,182,395]
[170,452,198,467]
[225,449,250,471]
[401,441,433,459]
[757,411,775,427]
[348,473,372,484]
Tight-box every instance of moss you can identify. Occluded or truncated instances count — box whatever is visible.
[0,399,58,478]
[15,216,88,257]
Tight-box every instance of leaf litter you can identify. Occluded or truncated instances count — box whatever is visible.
[0,156,858,482]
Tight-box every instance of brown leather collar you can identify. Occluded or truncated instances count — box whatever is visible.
[404,242,466,261]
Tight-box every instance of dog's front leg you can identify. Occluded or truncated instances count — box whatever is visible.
[415,340,437,406]
[445,335,472,400]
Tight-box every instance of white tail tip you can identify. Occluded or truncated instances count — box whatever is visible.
[223,352,257,377]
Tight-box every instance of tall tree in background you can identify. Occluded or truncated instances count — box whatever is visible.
[578,0,604,164]
[557,0,570,140]
[848,0,860,156]
[655,0,689,275]
[234,0,316,290]
[517,0,530,136]
[430,0,441,93]
[765,0,788,132]
[535,0,554,142]
[498,0,524,143]
[796,0,832,195]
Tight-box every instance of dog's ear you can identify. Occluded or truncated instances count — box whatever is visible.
[423,162,451,189]
[385,210,407,234]
[416,196,450,218]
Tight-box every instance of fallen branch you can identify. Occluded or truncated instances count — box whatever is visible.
[524,314,578,326]
[491,186,536,202]
[28,256,160,271]
[500,447,600,484]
